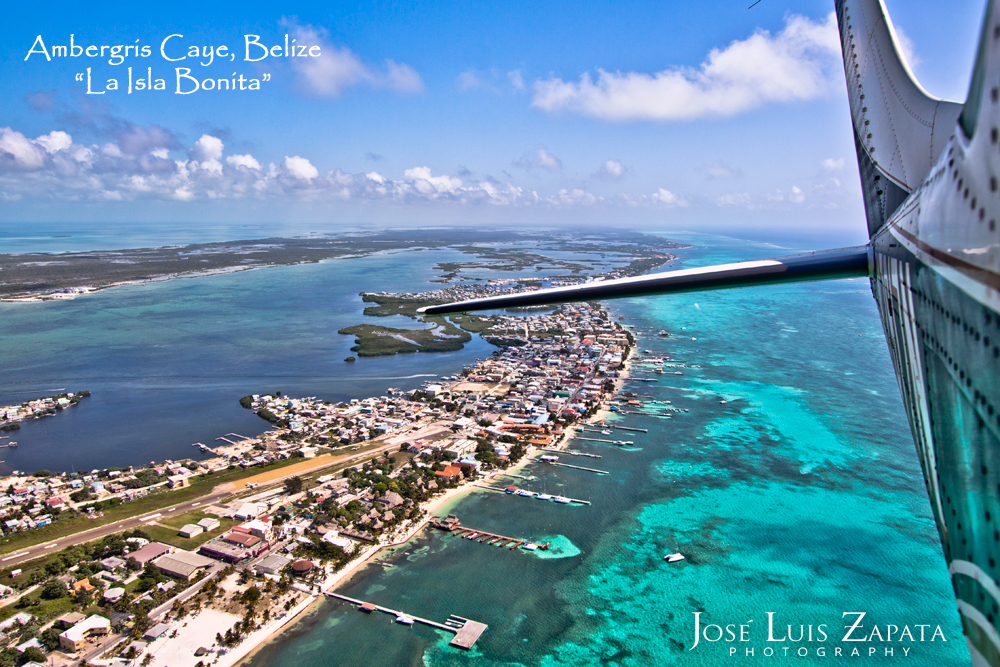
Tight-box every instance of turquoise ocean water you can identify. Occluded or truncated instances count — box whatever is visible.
[0,227,968,664]
[239,233,969,667]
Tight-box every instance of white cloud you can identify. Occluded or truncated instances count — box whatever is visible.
[283,156,319,180]
[550,188,597,205]
[283,19,424,97]
[0,128,47,169]
[821,157,845,171]
[227,154,261,170]
[652,188,687,207]
[35,131,73,153]
[598,159,626,180]
[532,12,840,122]
[892,25,921,69]
[384,60,424,93]
[516,146,562,171]
[192,135,224,162]
[403,166,463,195]
[0,125,731,212]
[508,70,525,90]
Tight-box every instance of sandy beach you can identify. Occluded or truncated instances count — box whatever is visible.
[228,347,636,666]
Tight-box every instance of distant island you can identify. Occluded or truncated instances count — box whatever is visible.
[335,233,681,356]
[0,230,685,302]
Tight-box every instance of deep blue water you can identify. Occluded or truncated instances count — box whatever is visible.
[0,249,495,472]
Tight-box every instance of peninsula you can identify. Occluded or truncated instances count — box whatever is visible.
[0,298,639,667]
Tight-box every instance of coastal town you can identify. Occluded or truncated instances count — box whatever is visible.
[0,392,91,438]
[0,298,651,667]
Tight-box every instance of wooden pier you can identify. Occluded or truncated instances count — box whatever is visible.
[472,484,592,505]
[498,472,537,481]
[538,447,602,459]
[547,461,611,475]
[192,442,220,454]
[572,436,633,446]
[451,525,535,549]
[581,425,646,435]
[325,592,488,649]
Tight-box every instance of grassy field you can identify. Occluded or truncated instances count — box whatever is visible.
[0,590,75,622]
[0,458,308,556]
[142,511,236,550]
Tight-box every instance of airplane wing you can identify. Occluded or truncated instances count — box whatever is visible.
[418,245,871,315]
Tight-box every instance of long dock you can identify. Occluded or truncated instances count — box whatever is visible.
[498,472,537,481]
[538,447,602,459]
[472,484,591,505]
[325,592,487,649]
[582,425,647,434]
[450,525,536,549]
[572,437,634,446]
[548,461,610,475]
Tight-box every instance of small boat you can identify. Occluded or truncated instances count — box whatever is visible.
[517,489,536,497]
[536,494,553,500]
[664,553,685,563]
[396,614,414,625]
[553,496,571,504]
[659,330,670,336]
[601,429,612,435]
[521,543,539,551]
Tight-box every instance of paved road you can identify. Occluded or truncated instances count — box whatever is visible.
[0,439,403,569]
[0,488,233,569]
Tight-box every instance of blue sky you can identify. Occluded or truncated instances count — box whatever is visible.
[0,0,987,236]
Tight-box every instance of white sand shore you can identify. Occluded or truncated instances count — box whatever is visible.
[227,340,636,665]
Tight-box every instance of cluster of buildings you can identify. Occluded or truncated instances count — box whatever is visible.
[244,302,631,467]
[0,390,89,424]
[0,461,202,536]
[0,297,631,549]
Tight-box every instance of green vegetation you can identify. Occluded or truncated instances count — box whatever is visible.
[0,424,19,432]
[450,314,499,334]
[0,457,307,556]
[344,356,356,362]
[359,294,443,318]
[338,321,471,356]
[140,513,235,550]
[255,407,285,426]
[284,476,303,495]
[239,395,254,409]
